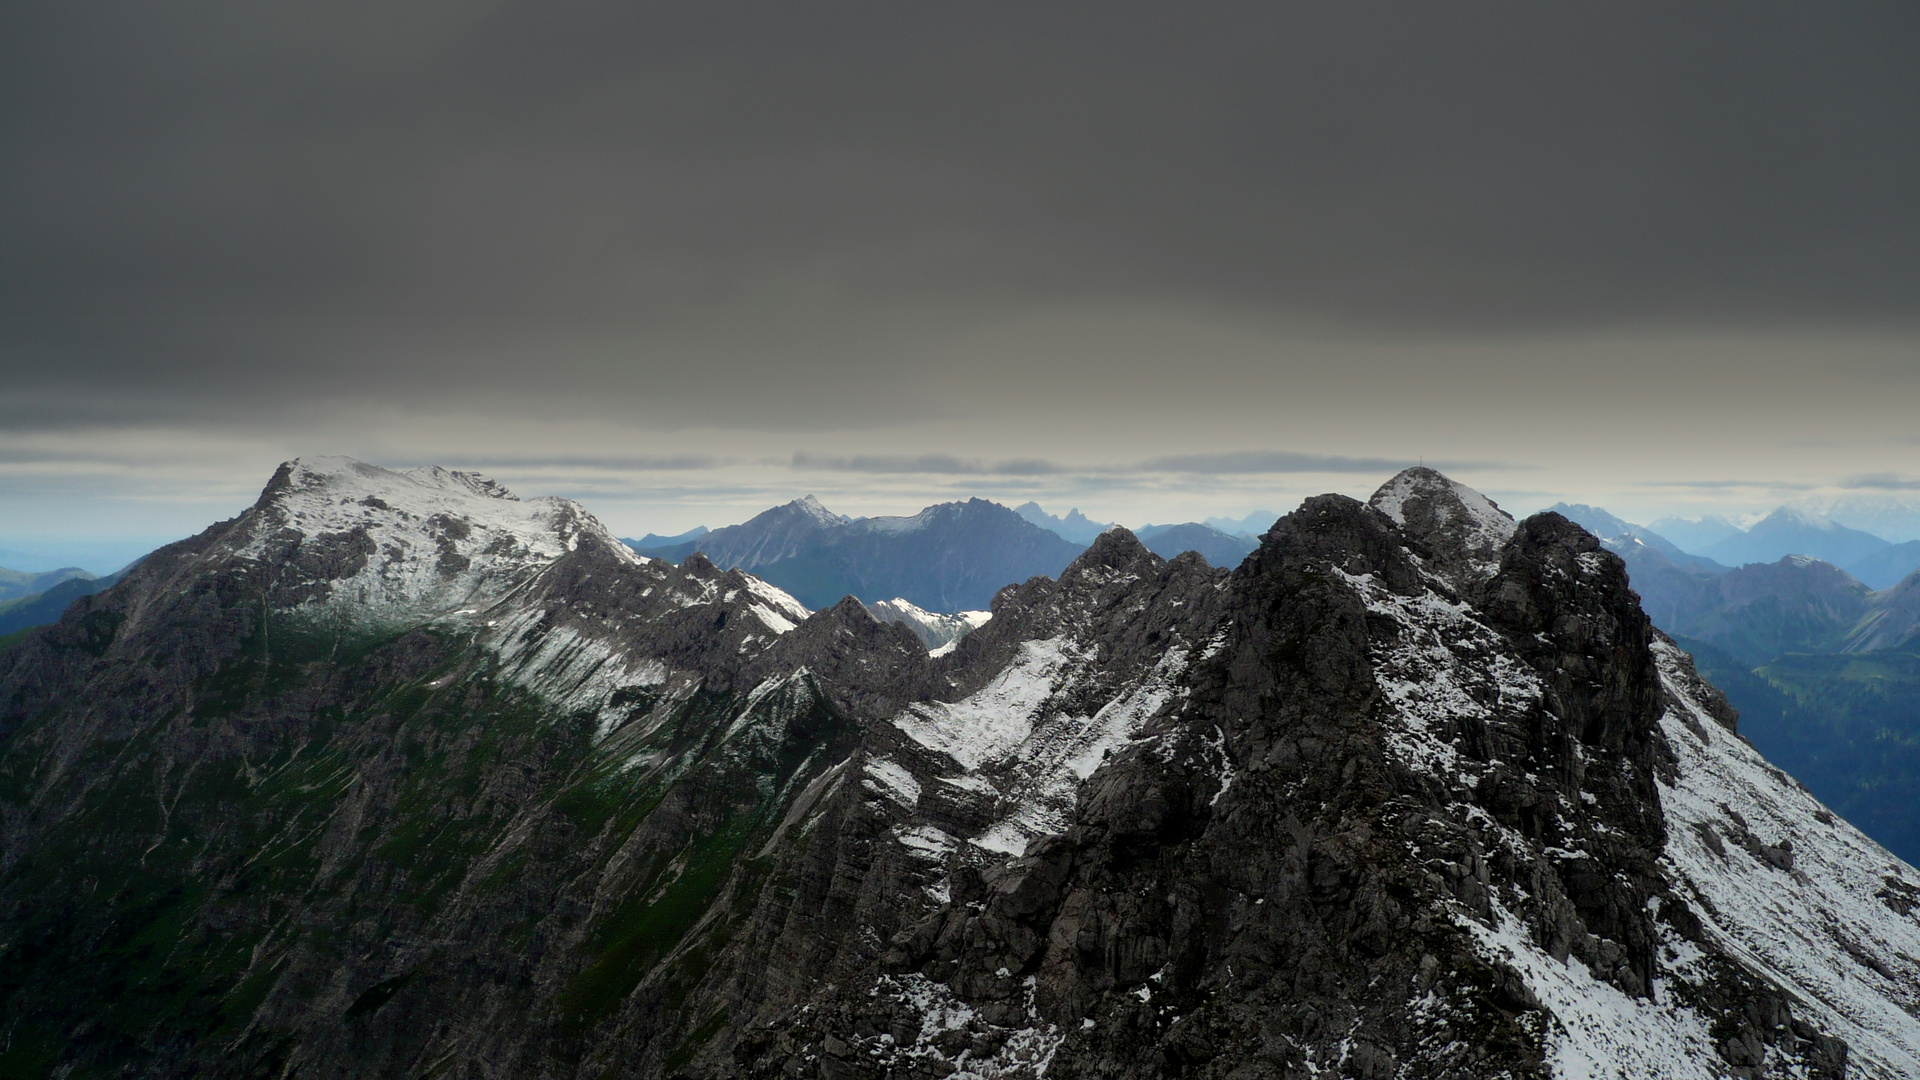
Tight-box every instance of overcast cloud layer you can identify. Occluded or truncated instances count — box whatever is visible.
[3,2,1917,568]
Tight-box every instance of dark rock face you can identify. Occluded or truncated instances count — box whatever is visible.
[0,462,1904,1078]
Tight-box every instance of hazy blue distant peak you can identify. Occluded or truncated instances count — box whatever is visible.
[626,525,708,548]
[1792,496,1920,545]
[1760,506,1846,532]
[1203,510,1279,538]
[1844,540,1920,591]
[1013,501,1112,544]
[1544,502,1637,539]
[0,565,96,604]
[0,540,171,577]
[1646,514,1746,555]
[1702,506,1890,569]
[1133,523,1258,568]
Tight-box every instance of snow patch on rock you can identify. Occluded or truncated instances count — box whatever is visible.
[1334,568,1542,779]
[895,638,1080,770]
[1369,467,1517,583]
[864,755,923,809]
[488,605,669,722]
[866,972,1065,1079]
[1456,900,1724,1079]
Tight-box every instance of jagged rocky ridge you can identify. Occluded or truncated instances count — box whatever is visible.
[3,460,1920,1077]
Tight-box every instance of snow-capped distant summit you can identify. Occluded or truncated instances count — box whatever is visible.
[231,456,638,621]
[1649,513,1746,555]
[793,494,847,526]
[1794,495,1920,545]
[1368,466,1515,588]
[1703,506,1890,569]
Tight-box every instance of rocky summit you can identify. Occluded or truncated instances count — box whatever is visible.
[4,458,1920,1079]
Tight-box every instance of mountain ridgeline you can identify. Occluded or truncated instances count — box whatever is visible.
[628,498,1259,614]
[1548,503,1920,663]
[5,459,1920,1078]
[628,495,1083,612]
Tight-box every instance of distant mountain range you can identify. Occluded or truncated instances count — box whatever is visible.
[1133,522,1259,568]
[1551,502,1920,663]
[627,499,1267,612]
[1553,500,1920,865]
[628,496,1082,612]
[1019,502,1261,566]
[1700,506,1891,570]
[0,565,94,603]
[1791,495,1920,544]
[1203,509,1279,536]
[1647,513,1745,553]
[1012,501,1111,544]
[1846,540,1920,590]
[0,563,142,642]
[1576,502,1920,585]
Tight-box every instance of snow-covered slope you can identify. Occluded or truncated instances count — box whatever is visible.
[853,530,1226,882]
[1655,637,1920,1076]
[866,597,991,654]
[218,457,814,732]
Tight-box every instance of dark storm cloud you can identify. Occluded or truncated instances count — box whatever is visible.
[791,453,1066,476]
[1639,479,1821,491]
[1136,451,1440,475]
[2,1,1916,421]
[1840,474,1920,491]
[792,449,1516,477]
[458,454,730,471]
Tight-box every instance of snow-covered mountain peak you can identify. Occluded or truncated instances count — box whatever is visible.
[231,456,639,622]
[793,494,845,525]
[1370,467,1514,535]
[1369,466,1516,588]
[1762,506,1837,532]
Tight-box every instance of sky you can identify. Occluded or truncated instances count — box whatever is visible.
[3,2,1918,571]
